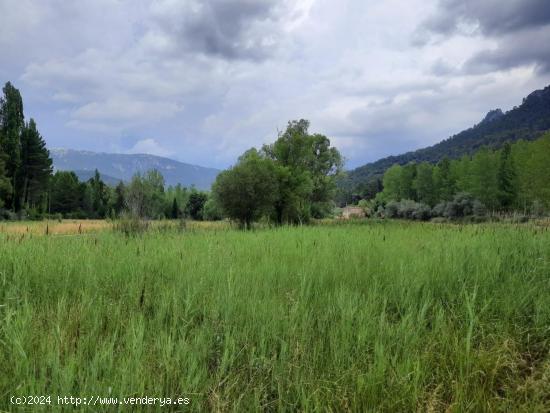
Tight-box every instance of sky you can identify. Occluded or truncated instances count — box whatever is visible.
[1,0,550,169]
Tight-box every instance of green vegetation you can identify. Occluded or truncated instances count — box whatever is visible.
[358,133,550,221]
[213,120,342,226]
[1,221,550,411]
[1,83,342,226]
[341,85,550,201]
[0,82,52,213]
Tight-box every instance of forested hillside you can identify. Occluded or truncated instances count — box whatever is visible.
[342,85,550,200]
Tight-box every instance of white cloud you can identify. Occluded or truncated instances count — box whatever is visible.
[127,138,174,157]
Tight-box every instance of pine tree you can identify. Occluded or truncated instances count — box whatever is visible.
[88,169,107,217]
[171,197,179,219]
[18,119,53,209]
[49,171,83,214]
[0,82,25,209]
[113,181,126,216]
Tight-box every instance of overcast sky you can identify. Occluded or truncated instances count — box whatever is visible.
[1,0,549,169]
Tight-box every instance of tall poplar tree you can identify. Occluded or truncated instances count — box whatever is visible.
[497,143,517,209]
[0,82,24,209]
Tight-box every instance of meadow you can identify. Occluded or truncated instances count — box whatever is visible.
[1,220,550,412]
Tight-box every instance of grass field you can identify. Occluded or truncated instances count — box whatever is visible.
[1,220,550,411]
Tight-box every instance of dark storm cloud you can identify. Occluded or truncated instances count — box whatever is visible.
[155,0,282,60]
[423,0,550,37]
[418,0,550,75]
[464,26,550,74]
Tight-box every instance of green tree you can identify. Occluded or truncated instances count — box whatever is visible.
[413,162,435,206]
[171,198,179,219]
[124,169,166,219]
[380,164,403,201]
[86,170,109,217]
[111,181,126,216]
[212,149,279,228]
[18,119,52,209]
[203,196,224,221]
[165,184,189,218]
[0,82,25,209]
[49,171,84,214]
[515,134,550,208]
[185,191,208,220]
[469,148,499,209]
[497,143,517,209]
[400,163,417,200]
[433,158,456,201]
[262,119,342,222]
[0,154,11,209]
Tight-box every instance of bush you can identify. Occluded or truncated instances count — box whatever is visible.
[432,202,447,217]
[383,200,432,221]
[472,200,487,218]
[397,200,418,219]
[0,208,17,221]
[531,200,546,217]
[412,204,432,221]
[443,193,471,219]
[385,201,399,218]
[25,208,44,221]
[357,199,372,217]
[114,213,149,236]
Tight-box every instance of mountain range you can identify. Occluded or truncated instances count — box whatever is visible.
[343,84,550,191]
[51,149,220,190]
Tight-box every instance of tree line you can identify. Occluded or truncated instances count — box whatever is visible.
[365,133,550,219]
[1,82,344,225]
[0,82,52,214]
[47,169,218,221]
[0,81,220,221]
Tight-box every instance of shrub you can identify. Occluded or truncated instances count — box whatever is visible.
[384,200,432,221]
[441,192,478,219]
[114,213,149,236]
[432,202,447,217]
[385,201,399,218]
[0,208,17,221]
[397,200,418,219]
[357,199,372,217]
[472,200,487,218]
[411,204,432,221]
[531,200,546,217]
[25,208,44,221]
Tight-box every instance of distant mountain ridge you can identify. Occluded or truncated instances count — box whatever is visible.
[344,84,550,189]
[51,149,220,190]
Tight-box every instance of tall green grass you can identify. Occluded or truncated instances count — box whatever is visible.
[1,221,550,411]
